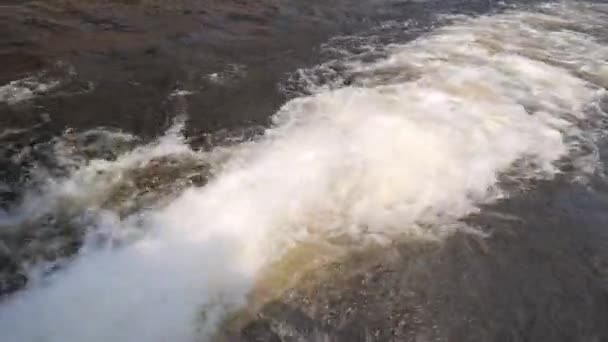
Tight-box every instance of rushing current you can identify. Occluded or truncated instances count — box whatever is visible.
[1,1,608,341]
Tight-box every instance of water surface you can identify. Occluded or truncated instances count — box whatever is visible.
[0,1,607,341]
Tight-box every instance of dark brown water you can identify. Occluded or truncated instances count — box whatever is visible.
[0,0,527,136]
[1,1,608,341]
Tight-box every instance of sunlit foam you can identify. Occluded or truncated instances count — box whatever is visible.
[1,2,607,341]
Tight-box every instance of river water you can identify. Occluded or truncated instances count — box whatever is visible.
[0,0,607,341]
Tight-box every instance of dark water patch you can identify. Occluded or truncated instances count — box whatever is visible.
[0,0,535,138]
[0,52,46,84]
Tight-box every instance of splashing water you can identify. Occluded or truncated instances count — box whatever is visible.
[1,2,608,341]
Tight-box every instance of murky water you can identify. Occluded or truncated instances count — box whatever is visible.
[0,1,607,341]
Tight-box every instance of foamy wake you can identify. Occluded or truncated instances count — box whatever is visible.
[0,77,61,105]
[1,2,607,341]
[0,61,90,106]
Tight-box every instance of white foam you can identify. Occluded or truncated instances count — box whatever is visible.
[0,62,89,105]
[205,64,247,86]
[1,3,607,342]
[0,77,60,105]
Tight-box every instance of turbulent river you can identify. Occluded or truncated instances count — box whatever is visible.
[1,0,608,341]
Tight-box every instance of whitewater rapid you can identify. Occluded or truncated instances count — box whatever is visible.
[1,2,607,341]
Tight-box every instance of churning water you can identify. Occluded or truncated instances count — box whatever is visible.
[0,1,607,341]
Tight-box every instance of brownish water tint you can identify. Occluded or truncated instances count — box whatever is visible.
[0,0,368,136]
[2,1,608,341]
[0,0,524,137]
[224,175,608,341]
